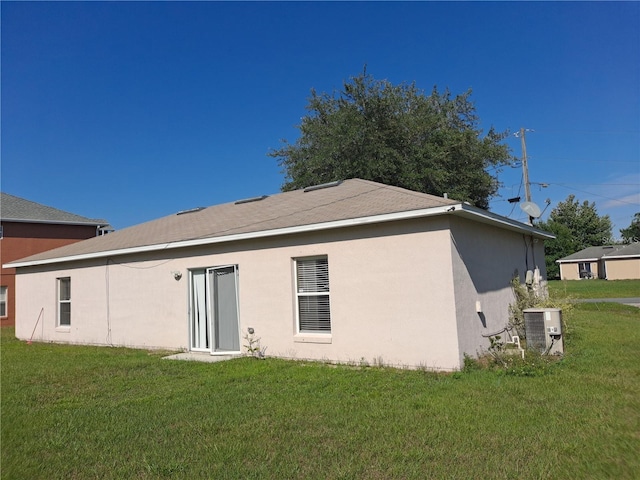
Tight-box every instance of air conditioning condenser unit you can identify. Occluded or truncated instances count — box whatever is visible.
[523,308,564,355]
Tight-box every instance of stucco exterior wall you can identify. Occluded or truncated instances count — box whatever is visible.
[559,261,599,281]
[604,258,640,280]
[1,221,100,326]
[16,217,467,370]
[448,218,547,361]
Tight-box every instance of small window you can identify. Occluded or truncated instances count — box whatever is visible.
[0,286,7,317]
[295,257,331,333]
[58,278,71,326]
[578,263,593,279]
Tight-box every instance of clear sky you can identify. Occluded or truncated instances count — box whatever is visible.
[2,1,639,238]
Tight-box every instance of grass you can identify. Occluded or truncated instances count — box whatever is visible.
[2,306,639,478]
[548,279,640,299]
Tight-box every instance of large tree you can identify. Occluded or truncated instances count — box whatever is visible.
[620,212,640,244]
[537,195,613,278]
[269,70,513,209]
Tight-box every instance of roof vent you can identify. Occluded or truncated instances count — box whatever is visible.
[176,207,205,215]
[234,195,268,205]
[303,180,343,192]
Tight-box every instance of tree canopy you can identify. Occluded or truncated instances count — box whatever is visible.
[537,195,613,278]
[620,212,640,244]
[269,70,513,209]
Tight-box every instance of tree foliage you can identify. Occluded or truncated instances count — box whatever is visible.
[269,70,513,209]
[620,212,640,244]
[537,195,613,278]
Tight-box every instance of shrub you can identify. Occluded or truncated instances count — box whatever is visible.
[497,350,560,377]
[509,277,575,339]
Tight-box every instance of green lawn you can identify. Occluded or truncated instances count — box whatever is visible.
[2,303,639,479]
[548,279,640,299]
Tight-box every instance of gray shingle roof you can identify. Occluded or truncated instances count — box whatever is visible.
[1,192,108,226]
[6,179,550,267]
[557,245,620,262]
[557,243,640,262]
[603,242,640,258]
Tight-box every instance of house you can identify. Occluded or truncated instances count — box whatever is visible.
[601,243,640,280]
[0,193,111,327]
[6,179,552,370]
[557,243,640,280]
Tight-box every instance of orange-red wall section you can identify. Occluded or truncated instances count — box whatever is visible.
[1,221,99,327]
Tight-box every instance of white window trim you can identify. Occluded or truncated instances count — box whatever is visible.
[578,262,592,272]
[293,333,332,344]
[57,277,71,330]
[294,256,332,342]
[0,286,7,318]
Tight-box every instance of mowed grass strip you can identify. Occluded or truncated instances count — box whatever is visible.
[548,279,640,299]
[2,303,639,479]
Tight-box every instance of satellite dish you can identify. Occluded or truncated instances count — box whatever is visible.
[520,201,542,219]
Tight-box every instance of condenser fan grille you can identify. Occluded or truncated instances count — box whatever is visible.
[524,311,546,350]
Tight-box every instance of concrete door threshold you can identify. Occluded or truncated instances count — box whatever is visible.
[163,352,241,363]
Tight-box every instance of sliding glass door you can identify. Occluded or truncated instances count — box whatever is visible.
[190,265,240,353]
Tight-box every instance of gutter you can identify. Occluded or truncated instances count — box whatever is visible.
[1,218,109,227]
[455,203,554,240]
[5,203,553,269]
[556,257,601,264]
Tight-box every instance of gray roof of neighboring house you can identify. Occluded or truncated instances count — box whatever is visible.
[557,243,640,263]
[603,242,640,259]
[1,192,109,226]
[5,179,553,268]
[557,246,621,262]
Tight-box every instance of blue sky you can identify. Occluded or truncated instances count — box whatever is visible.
[2,1,639,237]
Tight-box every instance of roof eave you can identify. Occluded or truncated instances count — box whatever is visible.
[456,203,555,240]
[5,203,552,269]
[556,258,600,264]
[1,218,109,227]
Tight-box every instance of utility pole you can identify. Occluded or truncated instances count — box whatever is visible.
[519,127,532,204]
[516,127,537,225]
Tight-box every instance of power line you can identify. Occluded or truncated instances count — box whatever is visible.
[529,158,638,164]
[514,129,639,135]
[507,175,523,218]
[550,183,640,207]
[546,183,639,187]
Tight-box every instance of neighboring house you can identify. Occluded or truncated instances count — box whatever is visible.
[601,243,640,280]
[6,179,552,370]
[556,246,616,280]
[0,193,111,327]
[557,243,640,281]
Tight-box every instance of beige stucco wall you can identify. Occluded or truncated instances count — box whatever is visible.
[14,216,544,371]
[559,261,599,281]
[604,258,640,280]
[16,218,462,369]
[449,218,547,359]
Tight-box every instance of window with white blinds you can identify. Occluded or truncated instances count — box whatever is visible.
[295,257,331,333]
